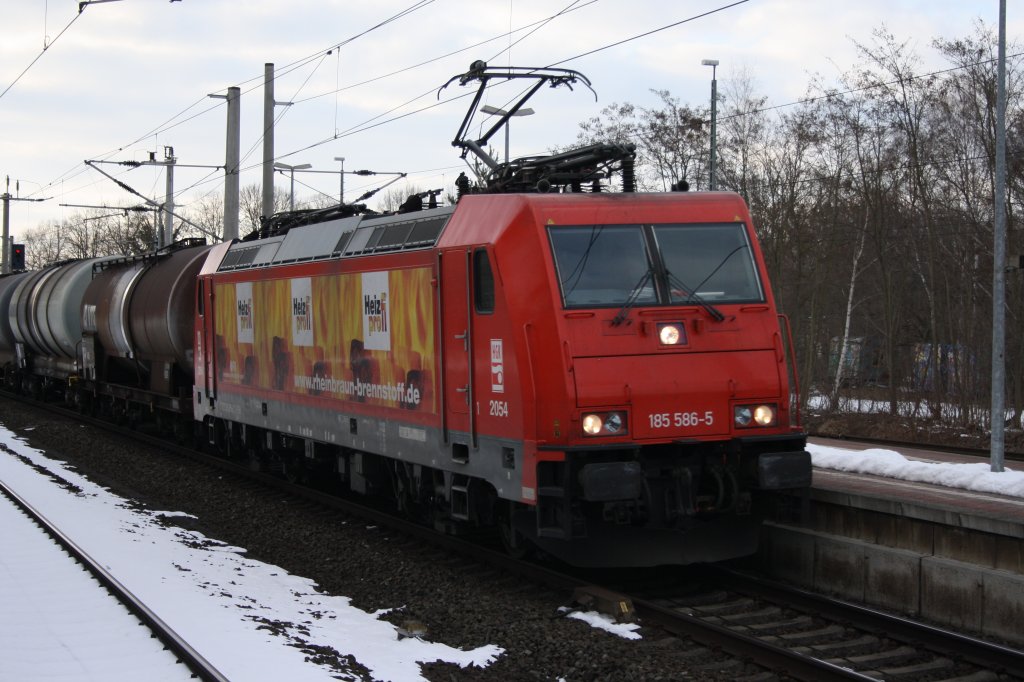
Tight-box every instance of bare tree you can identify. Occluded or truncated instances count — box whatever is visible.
[373,183,424,213]
[182,192,224,243]
[239,183,290,236]
[575,92,709,191]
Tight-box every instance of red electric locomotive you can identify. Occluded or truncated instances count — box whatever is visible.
[194,184,809,566]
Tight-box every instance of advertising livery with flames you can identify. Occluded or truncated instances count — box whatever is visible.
[196,244,439,437]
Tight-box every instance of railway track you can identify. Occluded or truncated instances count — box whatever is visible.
[0,471,229,682]
[625,566,1024,681]
[9,394,1024,681]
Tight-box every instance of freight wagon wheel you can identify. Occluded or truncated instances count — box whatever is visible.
[72,390,93,416]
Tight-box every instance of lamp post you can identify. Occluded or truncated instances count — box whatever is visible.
[702,59,719,191]
[273,162,312,211]
[334,156,346,203]
[479,105,535,163]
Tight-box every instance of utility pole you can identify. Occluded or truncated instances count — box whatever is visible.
[1,189,8,274]
[135,148,176,248]
[991,0,1007,473]
[211,86,241,240]
[261,64,295,221]
[163,146,175,247]
[702,59,719,191]
[262,63,275,221]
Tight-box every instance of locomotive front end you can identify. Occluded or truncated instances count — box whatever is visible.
[515,192,810,567]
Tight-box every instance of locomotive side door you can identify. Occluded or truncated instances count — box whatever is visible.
[439,248,473,449]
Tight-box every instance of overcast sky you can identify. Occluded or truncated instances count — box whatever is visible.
[0,0,1017,237]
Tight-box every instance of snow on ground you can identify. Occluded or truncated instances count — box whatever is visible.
[559,608,642,640]
[809,443,1024,499]
[0,488,191,682]
[0,424,502,682]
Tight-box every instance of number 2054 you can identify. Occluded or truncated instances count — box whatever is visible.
[649,411,714,429]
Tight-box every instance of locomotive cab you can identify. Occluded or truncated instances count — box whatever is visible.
[450,191,811,567]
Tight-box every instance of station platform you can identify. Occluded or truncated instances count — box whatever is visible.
[754,438,1024,645]
[807,437,1024,561]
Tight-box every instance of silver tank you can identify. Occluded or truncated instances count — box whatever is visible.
[0,272,31,360]
[9,258,117,360]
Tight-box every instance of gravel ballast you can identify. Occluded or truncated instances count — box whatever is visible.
[0,396,743,681]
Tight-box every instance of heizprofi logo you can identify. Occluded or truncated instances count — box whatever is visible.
[291,278,314,347]
[362,271,391,351]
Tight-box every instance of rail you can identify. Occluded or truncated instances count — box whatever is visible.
[0,474,229,682]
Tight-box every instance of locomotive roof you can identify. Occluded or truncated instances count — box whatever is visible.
[216,205,454,272]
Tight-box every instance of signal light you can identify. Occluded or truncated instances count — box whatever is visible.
[11,244,25,271]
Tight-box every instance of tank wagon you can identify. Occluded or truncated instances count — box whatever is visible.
[0,63,810,566]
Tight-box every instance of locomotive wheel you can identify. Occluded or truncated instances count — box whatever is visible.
[497,501,532,560]
[283,457,306,484]
[393,466,432,525]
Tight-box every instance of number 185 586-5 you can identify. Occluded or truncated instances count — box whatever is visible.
[648,411,714,429]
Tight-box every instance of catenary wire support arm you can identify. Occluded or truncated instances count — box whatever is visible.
[78,0,124,12]
[83,160,220,242]
[351,170,408,202]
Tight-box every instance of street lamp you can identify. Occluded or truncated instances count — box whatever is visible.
[479,105,535,163]
[273,161,312,211]
[334,156,345,204]
[701,59,719,191]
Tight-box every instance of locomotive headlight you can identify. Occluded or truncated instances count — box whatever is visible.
[657,322,685,346]
[734,404,778,428]
[753,404,776,426]
[734,406,753,427]
[582,413,604,435]
[581,411,628,436]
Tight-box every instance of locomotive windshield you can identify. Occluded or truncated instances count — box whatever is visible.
[548,223,763,308]
[548,225,656,307]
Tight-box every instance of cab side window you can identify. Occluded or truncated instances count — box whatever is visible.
[474,249,495,314]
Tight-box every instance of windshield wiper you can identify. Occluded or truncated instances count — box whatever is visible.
[666,271,725,322]
[611,268,653,326]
